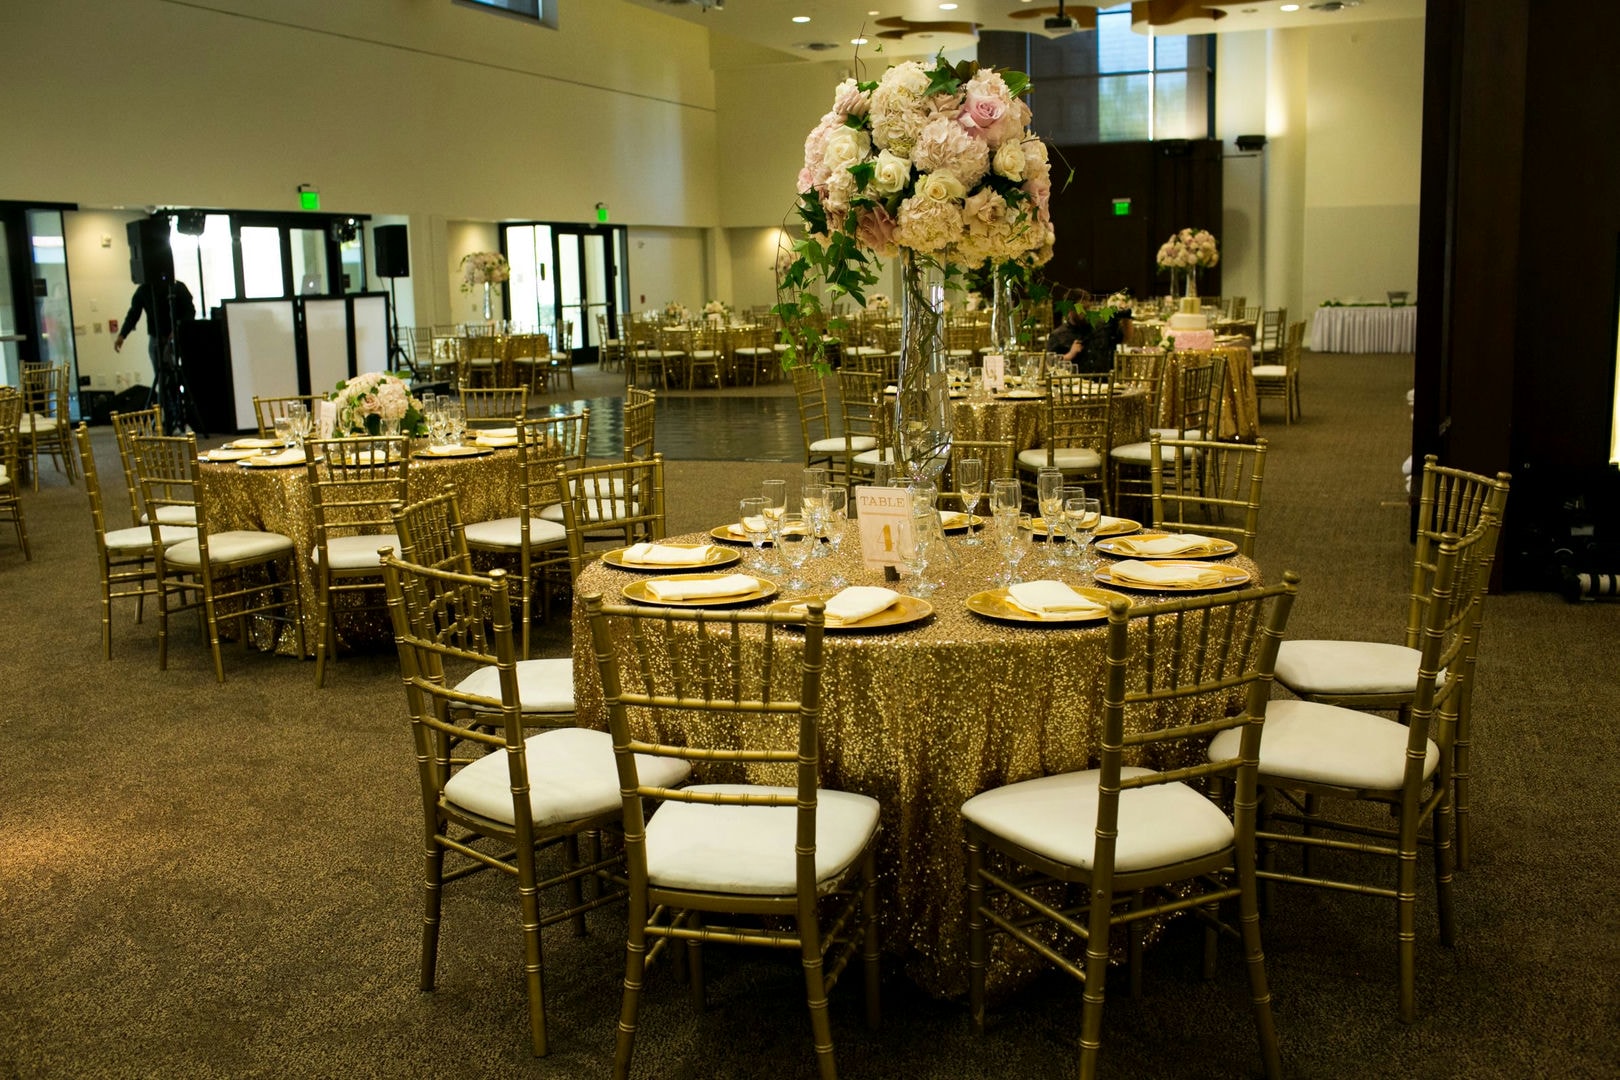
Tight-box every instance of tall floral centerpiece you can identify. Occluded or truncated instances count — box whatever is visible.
[460,251,510,321]
[329,372,427,437]
[1156,228,1219,299]
[777,54,1053,484]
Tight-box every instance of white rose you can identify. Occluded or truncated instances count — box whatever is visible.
[871,149,912,195]
[992,140,1026,182]
[915,170,966,203]
[822,126,872,174]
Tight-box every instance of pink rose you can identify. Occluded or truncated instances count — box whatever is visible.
[961,94,1006,134]
[855,204,900,258]
[833,78,870,119]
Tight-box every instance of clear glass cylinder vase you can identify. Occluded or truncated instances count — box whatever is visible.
[895,250,954,486]
[988,272,1017,356]
[482,281,494,321]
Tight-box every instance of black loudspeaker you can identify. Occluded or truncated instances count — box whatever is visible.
[126,217,173,287]
[89,385,154,426]
[374,225,409,278]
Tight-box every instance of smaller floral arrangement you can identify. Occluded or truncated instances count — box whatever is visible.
[459,251,510,291]
[1156,228,1219,271]
[865,293,891,312]
[330,371,426,436]
[662,300,689,322]
[703,299,731,319]
[965,291,985,311]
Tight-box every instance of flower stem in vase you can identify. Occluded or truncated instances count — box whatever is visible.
[482,281,493,322]
[895,250,954,486]
[988,272,1016,356]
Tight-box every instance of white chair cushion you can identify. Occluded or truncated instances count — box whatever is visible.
[1017,447,1101,471]
[165,530,294,567]
[852,448,896,466]
[1149,427,1203,441]
[106,523,192,553]
[20,414,58,434]
[312,532,402,570]
[644,783,881,896]
[809,435,879,453]
[0,465,8,486]
[142,506,200,526]
[463,515,568,548]
[539,499,632,525]
[962,767,1234,873]
[1251,365,1287,378]
[1275,639,1425,696]
[579,477,627,499]
[1209,698,1438,791]
[443,726,691,828]
[453,656,576,714]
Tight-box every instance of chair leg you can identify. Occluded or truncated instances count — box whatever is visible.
[861,846,881,1030]
[420,840,444,991]
[313,571,332,688]
[1236,831,1284,1080]
[1396,804,1420,1024]
[797,913,839,1080]
[965,829,988,1035]
[614,891,649,1080]
[564,833,587,936]
[1077,884,1114,1080]
[1434,772,1457,950]
[1454,719,1474,871]
[200,579,226,684]
[519,872,549,1057]
[687,911,706,1011]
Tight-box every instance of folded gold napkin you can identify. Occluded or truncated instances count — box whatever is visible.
[1109,533,1214,557]
[243,448,306,467]
[474,433,518,448]
[791,586,900,625]
[1107,560,1228,588]
[726,516,769,538]
[1001,389,1041,399]
[228,437,284,450]
[643,574,759,602]
[479,426,518,438]
[1097,516,1129,532]
[940,511,973,529]
[622,542,713,566]
[1006,580,1108,618]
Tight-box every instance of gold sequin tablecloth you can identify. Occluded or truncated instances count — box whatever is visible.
[1159,346,1260,441]
[201,449,524,655]
[571,527,1261,997]
[948,386,1149,459]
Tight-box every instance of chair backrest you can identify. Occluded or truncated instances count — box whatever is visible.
[391,489,472,573]
[382,555,533,834]
[583,592,830,894]
[73,423,117,550]
[1149,435,1269,558]
[1044,374,1113,457]
[132,434,209,560]
[0,391,23,484]
[253,394,320,440]
[836,369,886,457]
[20,363,64,420]
[460,387,528,428]
[1406,457,1511,646]
[1089,576,1297,890]
[560,454,666,580]
[623,388,656,461]
[949,438,1016,483]
[516,413,585,530]
[1166,359,1216,437]
[109,406,164,523]
[790,366,833,454]
[306,436,410,549]
[1112,349,1165,415]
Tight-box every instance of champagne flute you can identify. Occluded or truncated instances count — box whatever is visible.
[822,486,850,589]
[956,458,984,546]
[995,510,1030,588]
[739,496,770,572]
[760,479,788,570]
[803,483,831,559]
[905,503,940,597]
[1037,467,1065,567]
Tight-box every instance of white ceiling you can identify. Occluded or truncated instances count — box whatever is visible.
[621,1,1426,61]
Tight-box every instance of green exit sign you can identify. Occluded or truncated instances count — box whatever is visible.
[299,189,321,211]
[1112,197,1131,216]
[595,204,609,223]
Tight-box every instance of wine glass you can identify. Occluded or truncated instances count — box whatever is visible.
[441,400,465,447]
[802,466,829,499]
[1036,467,1065,567]
[956,458,984,546]
[760,479,788,568]
[822,486,850,589]
[990,476,1022,516]
[904,503,941,597]
[777,515,815,592]
[739,496,770,571]
[994,510,1030,588]
[273,415,294,450]
[1065,495,1103,574]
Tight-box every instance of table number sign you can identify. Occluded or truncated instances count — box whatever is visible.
[316,400,338,439]
[855,486,916,572]
[981,354,1005,393]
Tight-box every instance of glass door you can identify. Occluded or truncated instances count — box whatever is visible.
[0,219,17,387]
[502,222,624,363]
[28,210,78,415]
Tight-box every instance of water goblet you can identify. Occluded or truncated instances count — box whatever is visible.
[441,400,466,447]
[1065,495,1103,574]
[994,510,1030,588]
[802,466,829,498]
[822,486,850,588]
[990,477,1022,516]
[285,402,311,451]
[904,503,941,598]
[956,458,984,546]
[778,515,815,592]
[273,415,294,450]
[968,365,987,401]
[739,496,770,572]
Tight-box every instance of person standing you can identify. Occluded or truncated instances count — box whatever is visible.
[113,277,194,375]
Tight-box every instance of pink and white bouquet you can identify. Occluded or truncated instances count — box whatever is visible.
[1156,228,1220,271]
[459,251,510,291]
[662,300,689,322]
[330,371,426,436]
[703,300,731,320]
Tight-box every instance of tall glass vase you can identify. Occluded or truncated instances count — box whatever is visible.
[1185,266,1199,300]
[894,251,953,486]
[987,271,1016,356]
[482,281,494,321]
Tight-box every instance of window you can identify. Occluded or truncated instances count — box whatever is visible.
[454,0,555,28]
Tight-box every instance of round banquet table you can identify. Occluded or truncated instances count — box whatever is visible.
[570,523,1261,997]
[1157,345,1261,442]
[200,447,525,656]
[909,385,1149,462]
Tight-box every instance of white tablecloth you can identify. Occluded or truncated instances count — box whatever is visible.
[1309,305,1417,353]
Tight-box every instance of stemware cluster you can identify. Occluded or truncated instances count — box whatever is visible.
[423,398,465,448]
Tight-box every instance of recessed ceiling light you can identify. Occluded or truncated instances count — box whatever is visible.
[1280,3,1300,9]
[939,3,959,9]
[792,15,811,23]
[852,37,869,45]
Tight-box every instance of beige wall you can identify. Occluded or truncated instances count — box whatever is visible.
[64,211,152,390]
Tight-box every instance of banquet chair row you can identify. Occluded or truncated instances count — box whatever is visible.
[19,362,76,490]
[0,389,32,558]
[1147,434,1269,558]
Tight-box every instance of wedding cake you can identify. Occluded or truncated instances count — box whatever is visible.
[1164,297,1214,349]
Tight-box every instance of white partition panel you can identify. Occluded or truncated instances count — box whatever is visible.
[226,300,297,431]
[304,299,352,396]
[352,295,390,375]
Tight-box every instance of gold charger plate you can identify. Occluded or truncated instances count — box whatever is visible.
[965,586,1133,624]
[1025,516,1141,539]
[1092,560,1252,592]
[1094,531,1237,559]
[413,445,494,459]
[621,573,778,608]
[709,524,772,546]
[602,544,741,572]
[766,593,934,632]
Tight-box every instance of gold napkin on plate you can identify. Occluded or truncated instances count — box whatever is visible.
[622,542,713,566]
[1001,389,1041,399]
[243,448,306,467]
[1006,580,1108,618]
[792,586,900,625]
[726,516,768,538]
[940,511,973,529]
[643,574,758,602]
[479,426,518,438]
[1107,560,1228,588]
[1109,533,1215,557]
[474,433,518,448]
[228,437,284,450]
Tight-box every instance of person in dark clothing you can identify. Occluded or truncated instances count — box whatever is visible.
[1046,307,1086,365]
[1047,304,1132,374]
[113,279,194,373]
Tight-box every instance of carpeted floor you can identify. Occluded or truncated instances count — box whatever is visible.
[1,353,1616,1079]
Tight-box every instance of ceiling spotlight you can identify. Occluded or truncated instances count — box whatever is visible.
[1280,3,1299,9]
[939,2,958,9]
[792,14,811,22]
[851,36,868,44]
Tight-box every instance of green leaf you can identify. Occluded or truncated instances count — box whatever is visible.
[1003,70,1031,98]
[849,161,875,192]
[857,79,878,93]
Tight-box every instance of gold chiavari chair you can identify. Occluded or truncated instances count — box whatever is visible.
[1255,307,1288,364]
[0,390,32,558]
[685,324,725,389]
[949,438,1016,485]
[790,365,865,485]
[1224,520,1500,1022]
[381,553,689,1058]
[835,368,888,488]
[1110,359,1214,519]
[110,405,194,528]
[464,417,576,658]
[596,313,625,374]
[1147,435,1269,558]
[463,333,506,388]
[1253,320,1306,424]
[1016,373,1112,510]
[428,331,463,387]
[459,386,528,430]
[304,435,410,687]
[19,362,76,489]
[76,424,190,656]
[1273,457,1510,870]
[506,333,552,396]
[546,321,575,392]
[583,592,882,1080]
[965,577,1299,1080]
[622,389,655,462]
[730,323,780,387]
[253,394,322,440]
[558,455,666,582]
[133,434,306,682]
[391,489,470,573]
